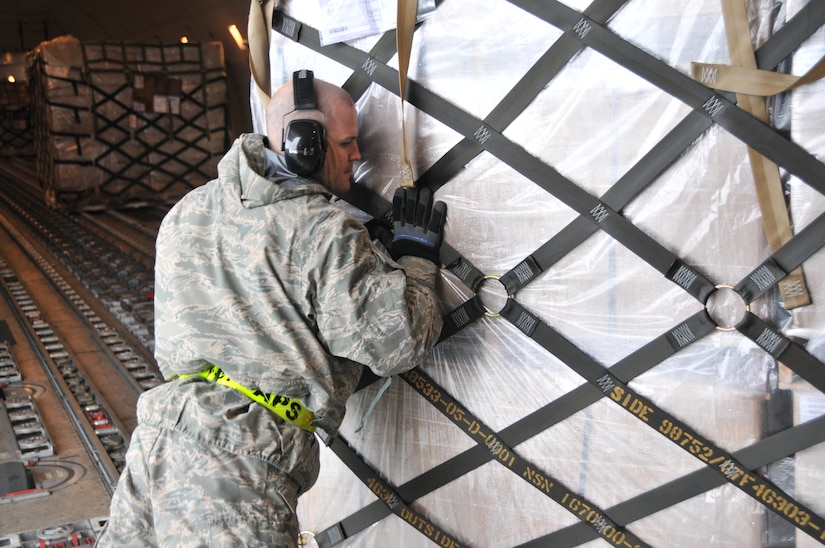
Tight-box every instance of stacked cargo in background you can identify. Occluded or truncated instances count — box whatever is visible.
[26,36,229,210]
[0,80,34,159]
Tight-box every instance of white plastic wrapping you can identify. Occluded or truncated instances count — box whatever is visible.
[254,1,825,546]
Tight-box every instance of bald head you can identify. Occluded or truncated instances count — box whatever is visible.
[266,75,361,195]
[266,77,355,154]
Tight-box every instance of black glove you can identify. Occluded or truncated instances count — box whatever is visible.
[390,187,447,264]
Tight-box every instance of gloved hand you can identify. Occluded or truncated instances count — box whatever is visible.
[390,187,447,264]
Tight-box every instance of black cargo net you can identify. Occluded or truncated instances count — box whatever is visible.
[271,2,825,546]
[0,82,34,158]
[27,40,229,210]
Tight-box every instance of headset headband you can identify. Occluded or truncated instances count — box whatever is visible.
[293,69,317,110]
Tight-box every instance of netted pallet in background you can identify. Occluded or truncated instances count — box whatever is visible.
[27,36,229,211]
[0,81,34,158]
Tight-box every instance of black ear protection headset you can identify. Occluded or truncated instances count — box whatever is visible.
[282,69,326,175]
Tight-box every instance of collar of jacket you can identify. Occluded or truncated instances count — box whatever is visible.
[225,133,331,209]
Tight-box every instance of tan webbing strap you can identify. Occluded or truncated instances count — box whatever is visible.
[397,0,418,188]
[690,56,825,96]
[248,0,276,114]
[697,0,813,309]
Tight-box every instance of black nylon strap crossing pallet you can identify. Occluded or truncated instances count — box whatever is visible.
[341,31,403,100]
[500,299,825,545]
[427,1,824,309]
[273,9,720,306]
[500,110,712,295]
[438,296,487,342]
[273,2,636,291]
[341,0,630,292]
[508,0,825,306]
[736,210,825,304]
[357,0,631,294]
[414,0,629,196]
[338,0,824,305]
[314,310,716,544]
[314,428,464,548]
[276,4,825,307]
[736,311,825,394]
[320,303,825,545]
[511,0,825,197]
[520,413,825,547]
[400,368,652,548]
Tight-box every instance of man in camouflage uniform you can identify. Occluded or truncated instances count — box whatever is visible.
[97,74,446,546]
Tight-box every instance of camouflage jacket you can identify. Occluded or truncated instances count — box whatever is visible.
[153,133,443,433]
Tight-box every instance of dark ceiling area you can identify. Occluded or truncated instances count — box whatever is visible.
[1,0,256,134]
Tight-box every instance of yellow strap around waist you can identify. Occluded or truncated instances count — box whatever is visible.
[176,365,316,432]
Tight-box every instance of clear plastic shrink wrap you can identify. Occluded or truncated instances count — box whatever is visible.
[253,0,825,546]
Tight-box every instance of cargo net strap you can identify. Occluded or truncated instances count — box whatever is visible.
[271,2,825,546]
[27,40,229,210]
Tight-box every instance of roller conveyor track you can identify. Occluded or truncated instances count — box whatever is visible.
[0,159,170,542]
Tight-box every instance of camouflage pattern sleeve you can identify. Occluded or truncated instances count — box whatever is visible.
[308,211,443,377]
